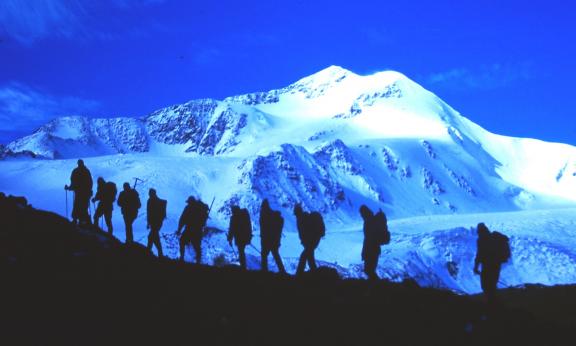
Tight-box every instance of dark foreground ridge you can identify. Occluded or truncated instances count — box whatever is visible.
[1,199,575,345]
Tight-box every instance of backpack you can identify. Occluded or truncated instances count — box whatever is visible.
[197,201,209,225]
[235,208,252,244]
[309,211,325,239]
[272,211,284,231]
[132,190,141,210]
[104,182,117,202]
[490,231,511,264]
[272,210,284,241]
[373,209,390,245]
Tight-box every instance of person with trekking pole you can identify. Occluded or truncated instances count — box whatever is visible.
[64,159,93,225]
[92,177,117,234]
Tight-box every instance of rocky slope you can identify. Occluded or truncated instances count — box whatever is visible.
[1,200,574,346]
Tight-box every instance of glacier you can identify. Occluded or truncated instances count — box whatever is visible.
[2,65,576,293]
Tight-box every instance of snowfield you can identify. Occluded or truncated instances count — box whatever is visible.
[2,155,576,294]
[2,65,576,293]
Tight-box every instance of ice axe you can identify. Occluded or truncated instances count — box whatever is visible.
[200,197,217,238]
[133,177,145,189]
[207,196,216,216]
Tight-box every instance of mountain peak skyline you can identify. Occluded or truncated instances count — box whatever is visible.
[4,63,576,214]
[2,1,575,146]
[1,59,573,145]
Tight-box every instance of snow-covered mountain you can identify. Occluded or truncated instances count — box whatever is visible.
[2,66,576,292]
[4,66,576,219]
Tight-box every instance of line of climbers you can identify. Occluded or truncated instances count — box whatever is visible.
[59,159,511,297]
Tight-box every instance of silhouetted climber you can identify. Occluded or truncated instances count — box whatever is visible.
[65,159,93,225]
[228,205,253,270]
[294,203,325,275]
[474,222,511,301]
[360,205,377,280]
[92,177,117,234]
[359,205,390,280]
[177,196,209,263]
[117,182,141,243]
[259,199,286,274]
[146,188,166,257]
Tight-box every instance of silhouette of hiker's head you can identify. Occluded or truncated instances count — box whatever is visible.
[231,205,240,215]
[149,188,157,198]
[97,177,105,186]
[261,198,269,210]
[293,203,303,216]
[186,196,196,204]
[123,182,130,191]
[477,222,490,237]
[77,159,85,168]
[359,205,374,220]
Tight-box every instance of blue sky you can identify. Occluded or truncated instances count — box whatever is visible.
[1,0,575,145]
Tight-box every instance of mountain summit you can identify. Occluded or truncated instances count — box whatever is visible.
[293,65,356,87]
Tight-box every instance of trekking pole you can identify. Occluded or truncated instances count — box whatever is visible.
[65,188,69,219]
[92,200,98,227]
[137,232,149,244]
[97,202,103,229]
[249,243,261,255]
[229,242,237,258]
[498,279,512,289]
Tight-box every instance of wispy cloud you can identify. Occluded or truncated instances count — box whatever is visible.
[360,27,396,46]
[0,0,84,44]
[189,32,281,66]
[192,47,223,66]
[0,83,100,141]
[112,0,166,8]
[425,62,534,90]
[0,0,165,44]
